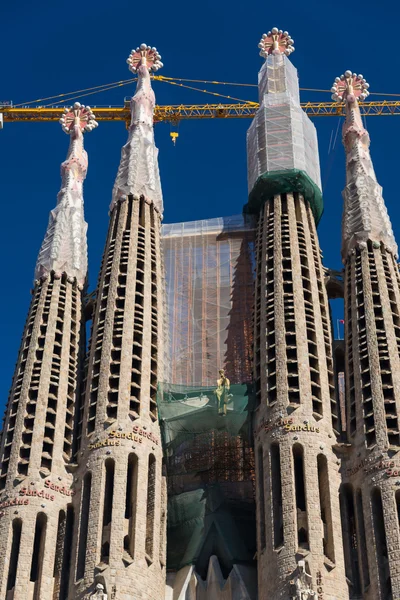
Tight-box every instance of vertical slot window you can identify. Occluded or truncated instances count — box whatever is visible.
[371,488,391,598]
[339,484,361,594]
[293,444,309,549]
[317,454,335,563]
[7,518,22,593]
[257,446,266,550]
[101,459,115,564]
[146,455,156,560]
[271,443,283,548]
[30,512,47,600]
[356,490,370,590]
[124,454,138,560]
[77,472,91,580]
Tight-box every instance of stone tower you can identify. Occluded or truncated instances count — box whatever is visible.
[69,45,167,600]
[0,103,97,599]
[247,30,348,599]
[333,71,400,600]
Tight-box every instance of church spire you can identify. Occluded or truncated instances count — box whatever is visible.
[332,71,398,260]
[35,102,97,286]
[246,27,323,223]
[111,44,164,214]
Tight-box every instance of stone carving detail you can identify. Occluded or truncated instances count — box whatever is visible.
[290,561,317,600]
[91,582,107,599]
[332,71,398,259]
[110,44,164,214]
[35,102,98,284]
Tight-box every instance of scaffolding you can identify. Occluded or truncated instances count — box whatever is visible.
[162,214,255,387]
[157,382,255,570]
[160,215,257,571]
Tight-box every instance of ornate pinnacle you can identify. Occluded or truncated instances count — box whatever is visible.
[59,102,98,134]
[258,28,295,58]
[110,44,164,213]
[331,71,370,103]
[127,44,163,73]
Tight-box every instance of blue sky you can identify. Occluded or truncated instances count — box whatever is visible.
[0,0,399,413]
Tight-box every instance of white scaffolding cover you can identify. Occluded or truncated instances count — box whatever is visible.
[35,124,90,285]
[247,54,321,193]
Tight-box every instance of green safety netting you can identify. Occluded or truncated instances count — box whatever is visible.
[157,382,252,455]
[244,168,324,224]
[157,382,256,570]
[167,484,256,572]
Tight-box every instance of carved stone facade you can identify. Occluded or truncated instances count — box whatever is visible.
[0,105,94,599]
[70,194,166,600]
[251,192,348,600]
[2,31,400,600]
[337,72,400,600]
[69,45,167,600]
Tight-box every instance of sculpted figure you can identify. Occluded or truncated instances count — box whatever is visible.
[92,582,107,599]
[215,369,231,416]
[292,561,317,600]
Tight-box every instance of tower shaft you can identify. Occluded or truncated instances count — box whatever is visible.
[253,192,348,599]
[70,197,165,600]
[248,34,348,599]
[335,71,400,599]
[0,104,95,600]
[70,46,166,600]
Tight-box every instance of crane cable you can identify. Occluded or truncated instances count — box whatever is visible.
[12,78,136,108]
[10,74,400,109]
[154,77,257,105]
[41,80,134,108]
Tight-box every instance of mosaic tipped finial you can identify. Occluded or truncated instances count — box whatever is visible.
[127,44,163,73]
[59,102,98,134]
[258,28,295,58]
[331,71,370,103]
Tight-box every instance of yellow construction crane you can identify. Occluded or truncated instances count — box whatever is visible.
[2,74,400,127]
[1,100,400,126]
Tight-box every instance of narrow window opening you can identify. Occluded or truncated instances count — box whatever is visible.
[271,443,283,548]
[53,510,66,597]
[77,472,91,580]
[339,484,361,594]
[146,454,156,560]
[371,488,391,599]
[139,197,145,227]
[124,454,138,560]
[30,512,47,600]
[257,447,266,550]
[7,518,22,592]
[293,444,309,549]
[317,454,335,563]
[356,490,370,590]
[101,459,115,564]
[58,505,74,600]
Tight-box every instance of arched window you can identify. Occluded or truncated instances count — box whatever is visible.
[77,472,91,580]
[356,489,370,590]
[124,453,138,560]
[101,459,115,563]
[371,488,391,598]
[146,455,156,560]
[317,454,334,563]
[7,518,22,592]
[339,484,361,594]
[30,512,47,600]
[293,444,309,549]
[257,446,266,550]
[271,443,283,548]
